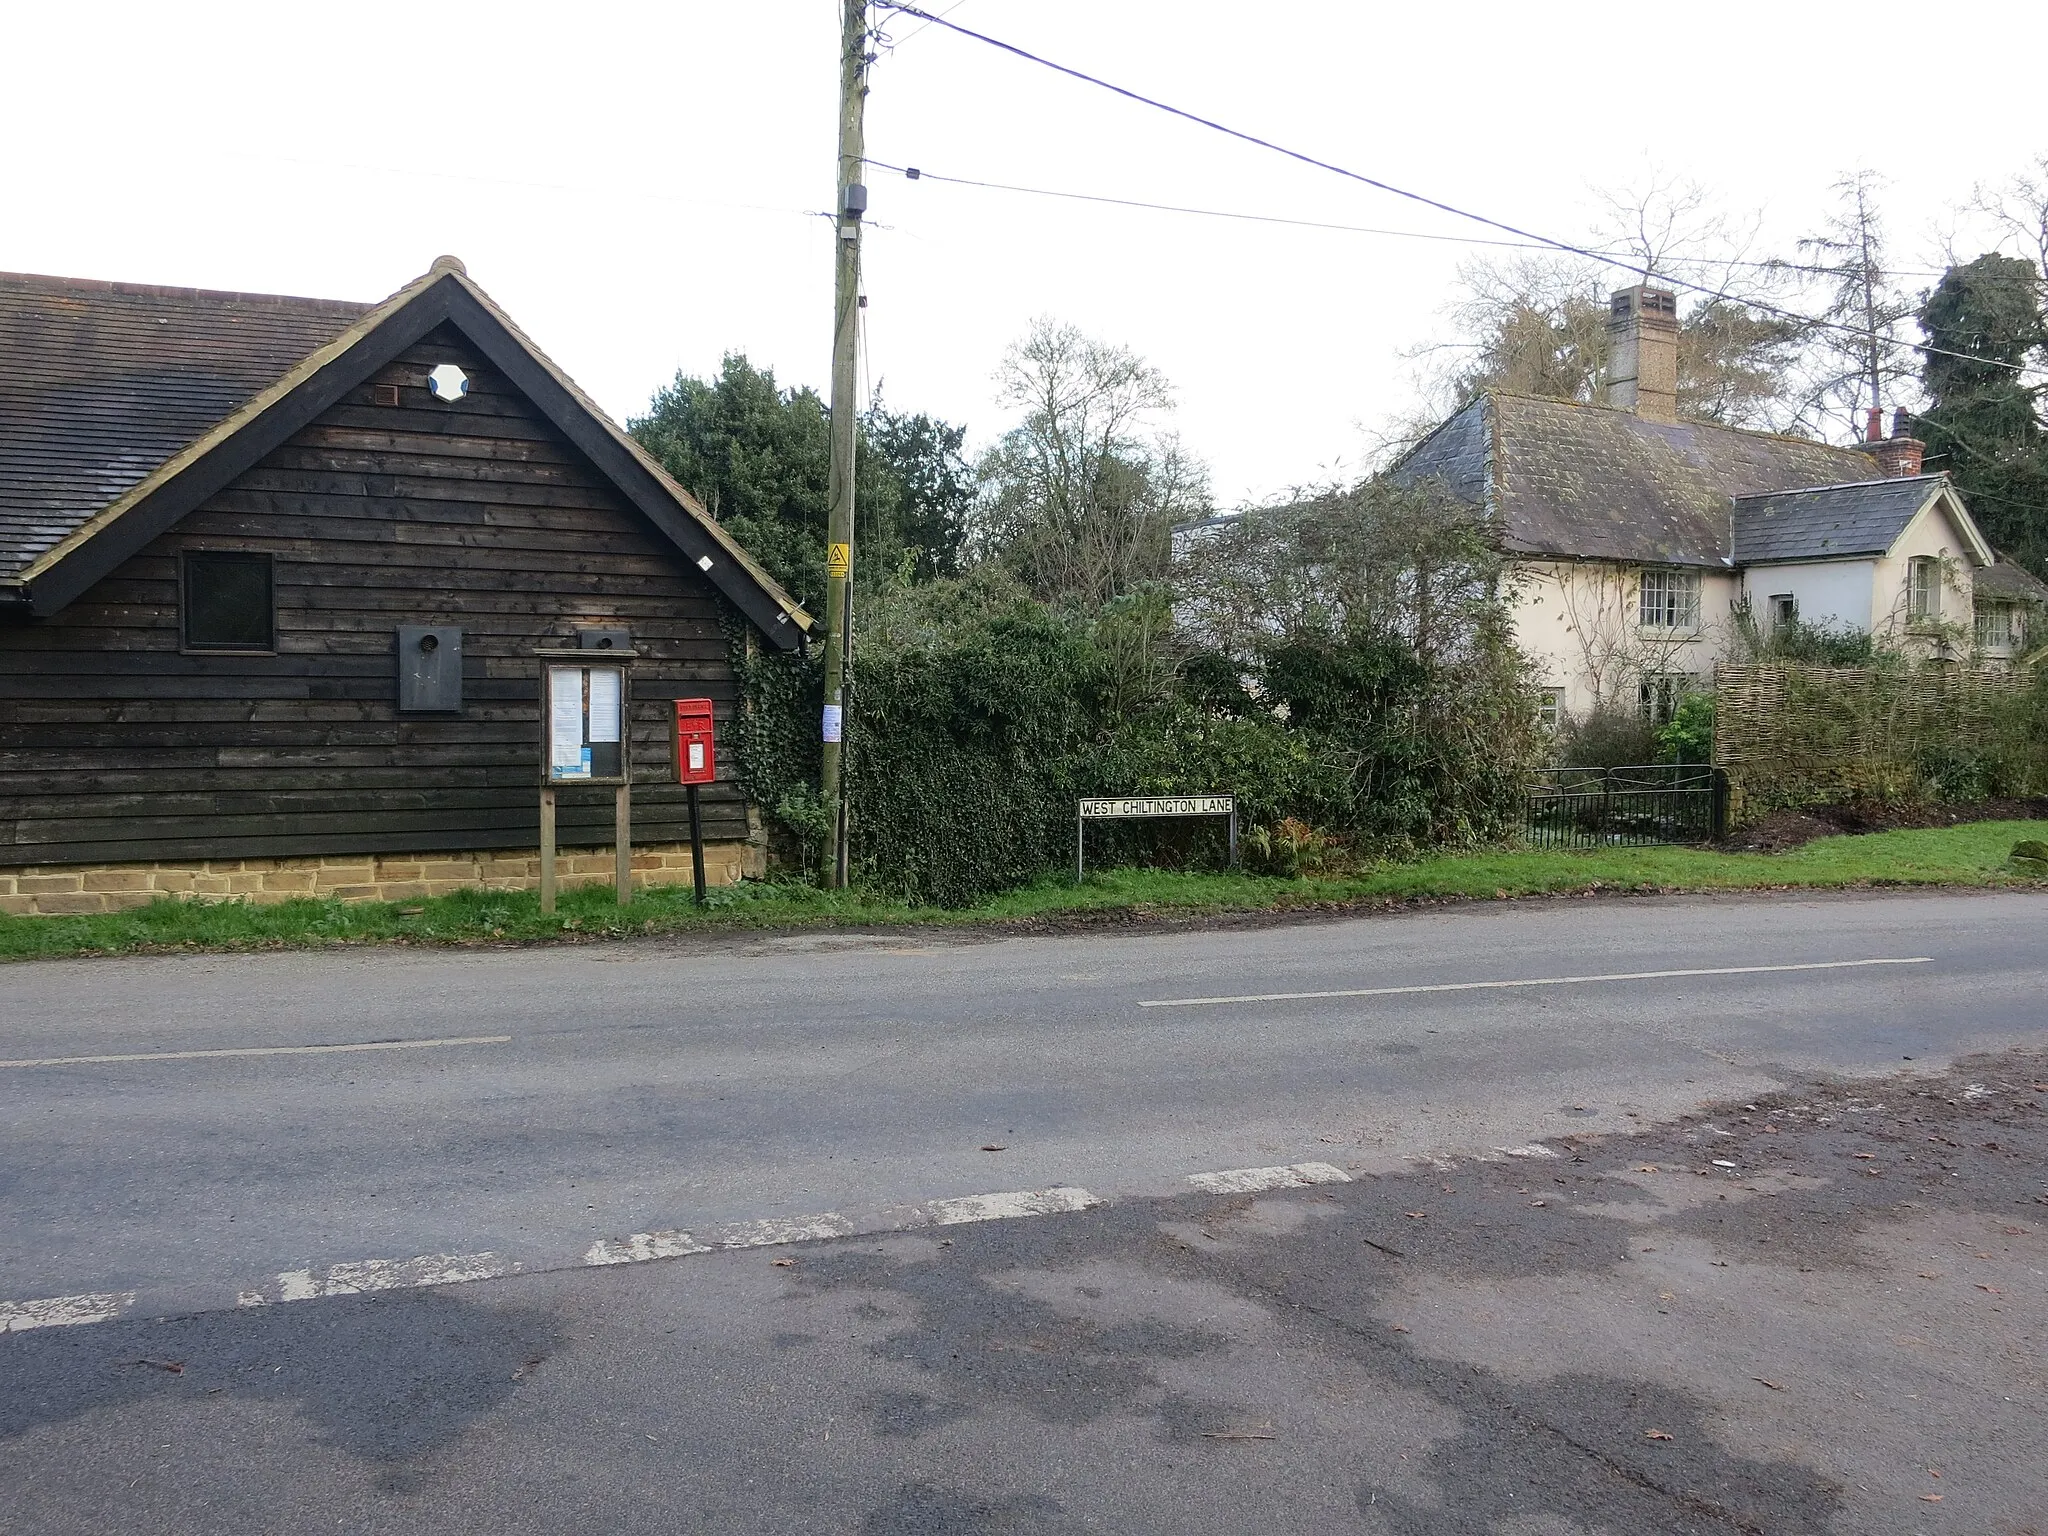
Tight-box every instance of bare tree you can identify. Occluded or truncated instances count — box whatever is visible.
[1967,155,2048,282]
[973,320,1210,609]
[1781,170,1922,438]
[1392,178,1803,445]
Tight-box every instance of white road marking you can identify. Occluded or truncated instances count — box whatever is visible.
[585,1229,712,1267]
[273,1252,505,1302]
[709,1214,855,1249]
[1139,956,1934,1009]
[1187,1162,1352,1195]
[1,1291,136,1332]
[0,1035,511,1069]
[919,1187,1101,1224]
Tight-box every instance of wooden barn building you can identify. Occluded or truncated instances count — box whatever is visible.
[0,258,812,914]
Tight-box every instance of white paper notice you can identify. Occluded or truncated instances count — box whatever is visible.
[821,704,843,743]
[688,741,705,773]
[587,668,622,743]
[549,668,587,775]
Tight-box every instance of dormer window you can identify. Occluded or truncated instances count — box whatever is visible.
[1639,568,1701,631]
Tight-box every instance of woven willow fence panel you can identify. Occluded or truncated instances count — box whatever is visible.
[1713,663,2048,819]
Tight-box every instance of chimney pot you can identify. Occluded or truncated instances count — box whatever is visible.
[1865,407,1885,443]
[1605,284,1680,422]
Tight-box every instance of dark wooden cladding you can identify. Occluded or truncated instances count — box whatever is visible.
[0,326,759,867]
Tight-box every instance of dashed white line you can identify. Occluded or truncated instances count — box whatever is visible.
[585,1229,712,1267]
[1138,957,1933,1009]
[0,1035,512,1069]
[918,1187,1101,1224]
[272,1252,507,1302]
[713,1214,858,1248]
[1,1291,137,1332]
[1187,1162,1352,1195]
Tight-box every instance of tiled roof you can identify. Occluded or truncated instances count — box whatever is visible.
[1397,391,1881,566]
[1975,558,2048,604]
[1731,476,1943,564]
[0,271,367,579]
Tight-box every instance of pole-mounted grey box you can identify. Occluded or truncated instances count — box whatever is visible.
[578,627,632,652]
[397,625,463,712]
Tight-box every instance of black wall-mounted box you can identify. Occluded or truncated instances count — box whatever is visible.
[396,626,463,712]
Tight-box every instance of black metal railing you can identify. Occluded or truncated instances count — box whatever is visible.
[1524,764,1728,849]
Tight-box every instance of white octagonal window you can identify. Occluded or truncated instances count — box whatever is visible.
[427,363,469,401]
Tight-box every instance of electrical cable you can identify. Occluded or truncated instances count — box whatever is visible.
[874,2,2040,379]
[863,157,1951,279]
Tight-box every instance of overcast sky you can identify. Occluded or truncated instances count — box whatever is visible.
[5,1,2043,505]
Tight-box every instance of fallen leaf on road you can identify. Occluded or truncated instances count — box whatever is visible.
[980,1144,1006,1152]
[1921,1494,1943,1502]
[1635,1164,1658,1173]
[1753,1377,1783,1390]
[1658,1291,1676,1302]
[1919,1272,1943,1279]
[1976,1284,2003,1294]
[1854,1152,1876,1159]
[1403,1211,1427,1219]
[1529,1199,1547,1207]
[2003,1226,2029,1235]
[1644,1430,1674,1441]
[1390,1324,1409,1333]
[1712,1159,1737,1169]
[772,1258,797,1268]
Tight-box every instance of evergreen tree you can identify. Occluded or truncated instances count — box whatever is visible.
[628,355,969,609]
[1915,254,2048,576]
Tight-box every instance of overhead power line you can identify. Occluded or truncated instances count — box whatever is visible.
[876,2,2038,379]
[865,157,1950,279]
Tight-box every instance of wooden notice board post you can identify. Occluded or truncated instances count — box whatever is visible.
[537,648,635,913]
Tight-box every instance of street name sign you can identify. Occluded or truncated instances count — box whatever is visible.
[1079,796,1234,819]
[1076,795,1237,880]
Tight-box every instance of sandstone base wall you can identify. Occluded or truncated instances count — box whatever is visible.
[0,841,763,916]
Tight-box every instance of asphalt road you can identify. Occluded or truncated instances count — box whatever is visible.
[4,889,2047,1533]
[1,889,2042,1313]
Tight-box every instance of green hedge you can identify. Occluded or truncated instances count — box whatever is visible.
[737,595,1540,906]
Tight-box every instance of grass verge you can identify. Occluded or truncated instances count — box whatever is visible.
[3,819,2043,963]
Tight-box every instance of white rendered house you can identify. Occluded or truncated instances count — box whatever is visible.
[1395,285,2046,726]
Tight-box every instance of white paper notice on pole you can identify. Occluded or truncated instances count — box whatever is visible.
[587,668,622,743]
[821,704,843,743]
[549,667,588,776]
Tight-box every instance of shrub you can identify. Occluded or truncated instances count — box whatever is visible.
[1559,707,1660,769]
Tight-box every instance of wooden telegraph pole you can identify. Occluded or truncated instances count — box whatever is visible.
[819,0,868,889]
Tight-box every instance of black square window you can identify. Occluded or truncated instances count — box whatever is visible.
[182,552,274,651]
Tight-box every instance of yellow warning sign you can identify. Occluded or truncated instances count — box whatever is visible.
[827,542,851,579]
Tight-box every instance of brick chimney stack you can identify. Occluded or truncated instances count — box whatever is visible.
[1605,285,1680,423]
[1859,406,1926,478]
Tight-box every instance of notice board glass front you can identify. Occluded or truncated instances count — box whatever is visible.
[544,663,629,783]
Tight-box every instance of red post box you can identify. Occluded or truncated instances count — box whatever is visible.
[674,698,716,785]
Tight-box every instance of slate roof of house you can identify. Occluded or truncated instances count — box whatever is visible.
[1395,391,1882,566]
[1730,476,1945,564]
[0,272,368,580]
[1975,559,2048,604]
